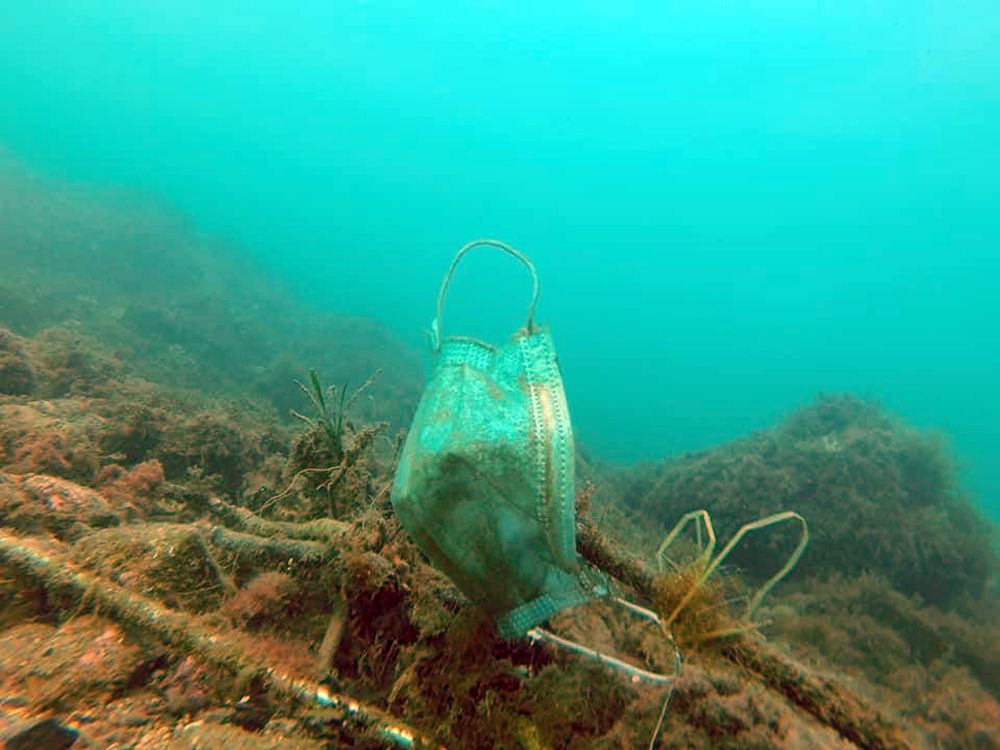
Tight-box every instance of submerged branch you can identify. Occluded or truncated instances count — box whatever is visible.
[0,529,438,749]
[207,496,350,542]
[209,526,330,566]
[574,514,911,750]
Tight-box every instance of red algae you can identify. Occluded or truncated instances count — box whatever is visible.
[0,295,995,748]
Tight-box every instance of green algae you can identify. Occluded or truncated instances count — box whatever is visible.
[626,394,997,608]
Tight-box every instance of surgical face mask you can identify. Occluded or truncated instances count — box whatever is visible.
[391,239,610,637]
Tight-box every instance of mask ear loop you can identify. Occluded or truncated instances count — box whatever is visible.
[527,597,683,748]
[657,510,809,630]
[430,239,540,352]
[526,598,680,684]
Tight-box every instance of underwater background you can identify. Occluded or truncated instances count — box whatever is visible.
[2,1,999,518]
[2,4,1000,748]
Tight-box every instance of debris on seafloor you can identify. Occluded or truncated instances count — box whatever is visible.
[0,477,916,749]
[0,321,997,748]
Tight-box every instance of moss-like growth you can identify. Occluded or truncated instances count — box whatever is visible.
[767,572,1000,746]
[32,326,123,398]
[99,402,168,464]
[272,370,388,519]
[0,616,143,712]
[220,572,300,630]
[0,325,37,395]
[772,573,1000,697]
[386,611,530,747]
[70,523,229,612]
[0,473,133,539]
[626,395,997,607]
[651,565,741,651]
[95,460,166,512]
[656,665,785,750]
[0,401,104,481]
[159,411,253,494]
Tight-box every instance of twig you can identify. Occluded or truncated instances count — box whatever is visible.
[207,497,350,542]
[0,530,440,749]
[259,465,341,513]
[315,594,348,679]
[209,527,329,566]
[576,514,655,595]
[722,639,912,750]
[194,530,238,596]
[574,515,911,750]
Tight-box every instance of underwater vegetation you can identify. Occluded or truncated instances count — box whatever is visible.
[276,369,392,518]
[1,310,998,748]
[0,154,423,430]
[0,328,36,397]
[0,158,997,748]
[618,393,996,609]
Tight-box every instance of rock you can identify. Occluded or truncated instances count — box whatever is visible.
[0,472,134,539]
[2,716,79,750]
[19,473,129,527]
[0,401,104,481]
[0,617,143,712]
[136,720,325,749]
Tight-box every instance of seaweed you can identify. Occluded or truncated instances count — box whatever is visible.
[269,369,388,517]
[626,394,997,608]
[0,326,37,396]
[159,411,251,494]
[1,162,998,746]
[31,326,123,398]
[293,369,353,459]
[655,509,809,635]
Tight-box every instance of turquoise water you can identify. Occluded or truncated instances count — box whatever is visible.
[1,2,998,516]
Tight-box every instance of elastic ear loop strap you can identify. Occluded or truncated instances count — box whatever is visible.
[528,597,682,748]
[526,597,682,685]
[431,239,540,351]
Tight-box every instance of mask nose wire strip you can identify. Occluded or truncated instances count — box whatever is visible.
[431,239,540,351]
